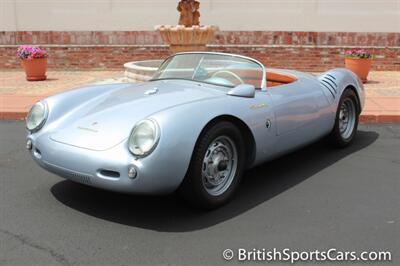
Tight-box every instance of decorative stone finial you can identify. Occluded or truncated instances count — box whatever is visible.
[177,0,200,27]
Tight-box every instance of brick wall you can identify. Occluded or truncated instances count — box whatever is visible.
[1,31,399,71]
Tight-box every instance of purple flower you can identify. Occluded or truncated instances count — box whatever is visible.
[344,49,372,59]
[16,45,48,60]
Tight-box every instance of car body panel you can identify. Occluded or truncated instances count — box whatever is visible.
[49,80,223,151]
[27,52,365,194]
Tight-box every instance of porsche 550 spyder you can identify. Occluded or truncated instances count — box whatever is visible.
[26,52,364,209]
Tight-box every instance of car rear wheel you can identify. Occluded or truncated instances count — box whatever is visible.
[178,121,245,209]
[330,89,359,147]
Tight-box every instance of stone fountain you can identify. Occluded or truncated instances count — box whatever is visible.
[156,0,218,53]
[125,1,218,82]
[124,60,163,82]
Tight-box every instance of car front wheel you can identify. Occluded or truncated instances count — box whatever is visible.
[178,121,245,209]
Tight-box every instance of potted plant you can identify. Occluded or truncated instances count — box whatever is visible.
[344,49,372,83]
[16,45,48,81]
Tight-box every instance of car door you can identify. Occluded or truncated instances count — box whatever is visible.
[267,78,331,154]
[241,90,277,165]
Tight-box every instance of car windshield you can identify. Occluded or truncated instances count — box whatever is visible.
[151,53,264,89]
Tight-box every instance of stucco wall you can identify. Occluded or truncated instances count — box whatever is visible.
[1,0,399,32]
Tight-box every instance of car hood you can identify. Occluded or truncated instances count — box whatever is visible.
[50,80,224,151]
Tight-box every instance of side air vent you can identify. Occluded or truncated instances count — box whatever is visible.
[319,74,338,99]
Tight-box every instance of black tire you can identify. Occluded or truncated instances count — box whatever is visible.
[178,121,246,209]
[330,89,360,147]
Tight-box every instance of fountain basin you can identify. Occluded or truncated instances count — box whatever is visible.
[124,60,163,82]
[156,25,218,53]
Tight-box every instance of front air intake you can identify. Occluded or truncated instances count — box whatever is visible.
[99,169,120,178]
[43,161,93,185]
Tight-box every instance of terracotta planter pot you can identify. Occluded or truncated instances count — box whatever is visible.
[345,58,372,83]
[21,58,47,81]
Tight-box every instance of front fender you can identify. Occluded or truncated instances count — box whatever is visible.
[147,98,230,189]
[147,94,275,188]
[44,83,134,125]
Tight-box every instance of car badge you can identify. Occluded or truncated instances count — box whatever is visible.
[145,87,158,95]
[266,119,272,129]
[250,103,268,109]
[77,122,99,133]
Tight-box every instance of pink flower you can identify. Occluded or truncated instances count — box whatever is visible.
[16,45,48,60]
[345,49,371,59]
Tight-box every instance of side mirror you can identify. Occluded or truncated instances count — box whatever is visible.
[227,84,255,98]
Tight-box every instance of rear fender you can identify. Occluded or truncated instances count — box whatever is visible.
[318,68,365,113]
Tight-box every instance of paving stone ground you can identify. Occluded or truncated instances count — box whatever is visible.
[0,70,124,96]
[0,70,399,122]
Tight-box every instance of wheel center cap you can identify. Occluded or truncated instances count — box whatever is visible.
[217,160,228,171]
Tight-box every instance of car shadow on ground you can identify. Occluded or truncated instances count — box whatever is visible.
[51,130,378,232]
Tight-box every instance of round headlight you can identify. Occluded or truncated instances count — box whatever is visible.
[26,102,47,132]
[128,119,160,157]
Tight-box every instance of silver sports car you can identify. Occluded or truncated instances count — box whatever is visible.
[26,52,365,209]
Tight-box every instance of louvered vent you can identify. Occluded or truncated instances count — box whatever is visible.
[44,161,93,185]
[320,74,338,99]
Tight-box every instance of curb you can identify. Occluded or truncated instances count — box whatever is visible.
[1,111,399,124]
[0,112,27,121]
[359,115,400,124]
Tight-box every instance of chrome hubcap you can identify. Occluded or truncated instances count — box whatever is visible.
[339,98,356,139]
[202,136,238,196]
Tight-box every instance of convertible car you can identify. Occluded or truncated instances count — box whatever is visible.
[26,52,364,209]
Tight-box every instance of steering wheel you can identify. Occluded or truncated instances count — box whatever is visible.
[211,70,244,85]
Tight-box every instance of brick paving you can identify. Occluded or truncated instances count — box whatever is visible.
[360,72,400,123]
[0,70,399,122]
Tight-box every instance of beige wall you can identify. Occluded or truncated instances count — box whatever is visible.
[1,0,399,32]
